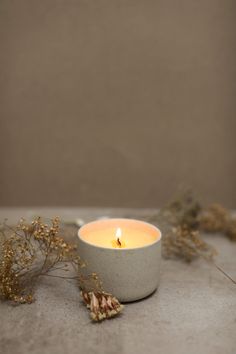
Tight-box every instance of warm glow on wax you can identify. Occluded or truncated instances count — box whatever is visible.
[79,219,160,249]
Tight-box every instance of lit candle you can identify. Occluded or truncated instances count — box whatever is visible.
[112,227,124,248]
[78,218,162,302]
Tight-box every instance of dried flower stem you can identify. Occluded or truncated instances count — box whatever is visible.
[0,217,124,321]
[0,217,83,303]
[211,261,236,285]
[145,189,236,285]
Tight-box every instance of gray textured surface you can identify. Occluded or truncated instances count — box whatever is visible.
[0,208,236,354]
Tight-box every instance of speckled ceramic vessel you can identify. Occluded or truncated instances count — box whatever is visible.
[78,219,162,302]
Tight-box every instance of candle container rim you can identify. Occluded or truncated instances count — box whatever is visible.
[78,218,162,251]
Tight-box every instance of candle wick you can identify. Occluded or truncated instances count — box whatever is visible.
[117,238,122,247]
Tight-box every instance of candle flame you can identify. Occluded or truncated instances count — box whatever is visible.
[115,227,122,247]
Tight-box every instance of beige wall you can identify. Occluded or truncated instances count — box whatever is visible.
[0,0,235,208]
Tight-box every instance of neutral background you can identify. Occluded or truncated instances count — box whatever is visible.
[0,0,235,208]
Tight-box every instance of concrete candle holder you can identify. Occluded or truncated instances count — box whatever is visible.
[78,218,162,302]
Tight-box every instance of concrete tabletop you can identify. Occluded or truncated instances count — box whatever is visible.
[0,207,236,354]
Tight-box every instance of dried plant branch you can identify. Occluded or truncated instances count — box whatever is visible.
[146,188,201,229]
[145,189,214,262]
[0,217,83,304]
[0,217,124,321]
[145,189,235,284]
[200,204,236,241]
[162,225,216,262]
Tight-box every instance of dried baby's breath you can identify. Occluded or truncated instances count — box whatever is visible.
[0,217,83,303]
[162,225,216,262]
[200,204,229,233]
[0,217,123,321]
[145,189,215,262]
[146,188,201,230]
[146,190,235,284]
[200,204,236,241]
[161,188,201,228]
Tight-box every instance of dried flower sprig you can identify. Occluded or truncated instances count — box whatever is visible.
[200,204,236,241]
[162,225,216,262]
[146,189,202,230]
[146,190,235,284]
[161,189,202,229]
[144,189,215,262]
[0,217,124,321]
[0,217,82,304]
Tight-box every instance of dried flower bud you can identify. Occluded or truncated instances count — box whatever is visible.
[81,291,124,321]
